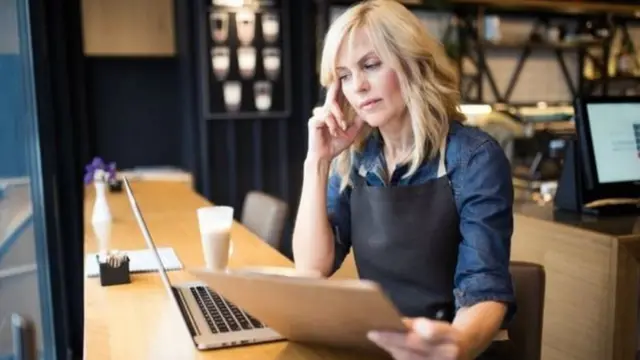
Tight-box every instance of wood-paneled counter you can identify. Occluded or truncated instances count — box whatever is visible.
[83,180,364,360]
[512,195,640,360]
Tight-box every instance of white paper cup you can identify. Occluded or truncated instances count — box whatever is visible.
[254,81,272,111]
[197,206,234,270]
[223,81,242,112]
[237,46,256,79]
[236,10,256,45]
[261,12,279,43]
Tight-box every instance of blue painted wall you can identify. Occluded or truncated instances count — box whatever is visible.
[0,54,28,178]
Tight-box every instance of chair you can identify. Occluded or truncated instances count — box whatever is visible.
[508,261,546,360]
[240,191,288,250]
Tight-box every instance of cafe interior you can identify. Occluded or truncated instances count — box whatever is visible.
[1,0,640,359]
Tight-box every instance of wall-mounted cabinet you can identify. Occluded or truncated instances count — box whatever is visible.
[81,0,176,56]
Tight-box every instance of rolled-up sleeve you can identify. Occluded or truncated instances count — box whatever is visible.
[453,139,517,326]
[327,170,352,274]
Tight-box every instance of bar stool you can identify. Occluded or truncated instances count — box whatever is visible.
[508,261,546,360]
[240,191,288,251]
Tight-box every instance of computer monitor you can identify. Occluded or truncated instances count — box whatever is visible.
[554,96,640,215]
[575,96,640,188]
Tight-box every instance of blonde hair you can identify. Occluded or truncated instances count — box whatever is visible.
[319,0,465,191]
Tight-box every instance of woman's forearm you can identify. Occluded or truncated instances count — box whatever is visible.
[292,156,336,277]
[452,301,507,360]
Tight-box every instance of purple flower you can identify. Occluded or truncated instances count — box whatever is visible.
[91,157,105,169]
[84,156,118,184]
[83,172,94,185]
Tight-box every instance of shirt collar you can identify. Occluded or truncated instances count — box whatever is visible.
[357,131,384,177]
[355,121,460,179]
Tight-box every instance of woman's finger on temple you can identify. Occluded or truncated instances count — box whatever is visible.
[324,81,341,106]
[325,113,341,137]
[328,102,345,130]
[309,100,344,137]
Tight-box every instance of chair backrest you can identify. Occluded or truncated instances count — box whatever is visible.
[240,191,288,250]
[508,261,546,360]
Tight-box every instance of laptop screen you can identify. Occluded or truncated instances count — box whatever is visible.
[123,177,176,293]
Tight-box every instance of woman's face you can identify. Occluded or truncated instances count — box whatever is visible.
[335,28,405,128]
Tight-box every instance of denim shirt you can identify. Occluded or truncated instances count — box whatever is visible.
[327,120,517,325]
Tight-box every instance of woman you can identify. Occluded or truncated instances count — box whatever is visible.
[292,1,516,359]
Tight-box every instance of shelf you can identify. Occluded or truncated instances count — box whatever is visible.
[323,0,640,105]
[457,14,593,103]
[481,39,602,50]
[450,0,640,16]
[205,110,292,121]
[196,0,293,121]
[585,75,640,82]
[326,0,640,17]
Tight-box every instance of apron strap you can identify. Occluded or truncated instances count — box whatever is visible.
[437,137,447,178]
[354,172,366,187]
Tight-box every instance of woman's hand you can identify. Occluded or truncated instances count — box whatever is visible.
[367,318,468,360]
[307,82,364,162]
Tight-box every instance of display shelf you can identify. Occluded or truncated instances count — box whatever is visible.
[451,0,640,16]
[318,0,640,105]
[581,18,640,97]
[196,0,292,120]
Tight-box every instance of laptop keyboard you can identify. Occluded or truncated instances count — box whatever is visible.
[190,286,265,334]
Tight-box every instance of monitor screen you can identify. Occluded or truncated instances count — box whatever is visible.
[585,102,640,184]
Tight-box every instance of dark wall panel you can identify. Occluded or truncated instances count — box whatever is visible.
[208,119,233,206]
[261,119,284,200]
[233,120,256,207]
[194,0,317,259]
[281,0,318,258]
[86,57,183,170]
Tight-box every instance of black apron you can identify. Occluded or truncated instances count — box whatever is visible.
[349,139,513,359]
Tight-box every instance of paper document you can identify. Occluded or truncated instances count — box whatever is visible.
[85,247,183,277]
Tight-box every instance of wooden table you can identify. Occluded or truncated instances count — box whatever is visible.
[83,180,364,360]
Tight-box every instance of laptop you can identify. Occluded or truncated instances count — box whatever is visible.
[122,177,284,350]
[188,268,408,354]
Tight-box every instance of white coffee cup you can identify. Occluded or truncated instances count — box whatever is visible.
[197,206,234,270]
[223,81,242,112]
[236,9,256,45]
[261,12,279,43]
[210,12,229,43]
[262,48,280,81]
[254,81,272,111]
[237,46,256,79]
[211,47,230,81]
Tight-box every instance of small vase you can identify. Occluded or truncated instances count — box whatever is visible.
[92,181,112,258]
[92,181,112,223]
